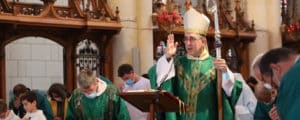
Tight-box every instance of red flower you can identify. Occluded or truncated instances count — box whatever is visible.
[158,15,164,24]
[167,15,173,23]
[156,9,182,33]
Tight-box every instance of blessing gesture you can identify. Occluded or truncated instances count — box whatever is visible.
[165,34,178,59]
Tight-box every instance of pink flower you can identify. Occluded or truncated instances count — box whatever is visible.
[156,8,182,33]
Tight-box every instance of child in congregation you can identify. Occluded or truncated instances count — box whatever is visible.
[0,99,20,120]
[20,91,46,120]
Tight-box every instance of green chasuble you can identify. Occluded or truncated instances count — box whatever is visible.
[66,76,130,120]
[277,58,300,120]
[254,101,272,120]
[148,56,242,120]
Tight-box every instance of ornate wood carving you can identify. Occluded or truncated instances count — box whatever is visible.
[0,0,11,12]
[152,0,256,78]
[0,0,121,29]
[0,0,120,100]
[280,0,300,53]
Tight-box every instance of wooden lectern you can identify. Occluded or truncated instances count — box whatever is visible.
[119,90,185,120]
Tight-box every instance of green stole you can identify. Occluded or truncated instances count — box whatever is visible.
[148,56,242,120]
[254,101,272,120]
[277,58,300,120]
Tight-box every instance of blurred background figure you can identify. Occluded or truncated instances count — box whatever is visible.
[250,53,277,120]
[47,83,70,120]
[118,64,150,120]
[0,99,20,120]
[246,77,258,92]
[259,47,299,119]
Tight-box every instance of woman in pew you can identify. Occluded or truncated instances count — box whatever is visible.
[48,83,70,120]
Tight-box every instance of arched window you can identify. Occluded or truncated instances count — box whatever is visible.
[5,37,64,102]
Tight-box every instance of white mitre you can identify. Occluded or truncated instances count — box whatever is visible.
[183,7,210,35]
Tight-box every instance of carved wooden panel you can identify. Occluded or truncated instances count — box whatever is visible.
[0,0,121,101]
[280,0,300,53]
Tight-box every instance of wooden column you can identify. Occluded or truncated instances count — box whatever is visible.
[65,43,75,92]
[0,45,6,100]
[104,34,114,81]
[239,43,250,79]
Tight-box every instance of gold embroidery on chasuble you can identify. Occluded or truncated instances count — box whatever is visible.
[177,60,216,120]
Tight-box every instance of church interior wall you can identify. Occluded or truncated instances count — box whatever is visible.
[246,0,282,76]
[1,0,285,92]
[5,37,64,102]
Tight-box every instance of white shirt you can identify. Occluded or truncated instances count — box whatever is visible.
[234,73,257,120]
[0,110,20,120]
[123,77,151,120]
[95,78,107,96]
[23,110,46,120]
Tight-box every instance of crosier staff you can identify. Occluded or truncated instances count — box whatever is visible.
[206,0,223,120]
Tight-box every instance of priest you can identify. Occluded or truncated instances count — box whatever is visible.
[259,47,300,120]
[66,69,130,120]
[148,6,243,120]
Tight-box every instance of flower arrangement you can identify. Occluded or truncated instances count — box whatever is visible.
[282,21,300,41]
[287,21,300,33]
[156,6,182,34]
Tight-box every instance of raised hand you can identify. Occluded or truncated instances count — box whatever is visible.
[165,34,178,58]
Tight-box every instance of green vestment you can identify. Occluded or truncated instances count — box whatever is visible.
[254,101,272,120]
[148,56,242,120]
[277,58,300,120]
[66,76,130,120]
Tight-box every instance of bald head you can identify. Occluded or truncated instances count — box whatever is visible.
[251,53,264,81]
